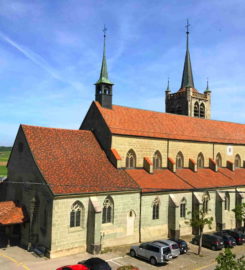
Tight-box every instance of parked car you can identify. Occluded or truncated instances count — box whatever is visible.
[56,264,89,270]
[214,232,236,248]
[130,242,172,265]
[222,230,245,245]
[78,257,111,270]
[169,239,188,254]
[192,234,224,251]
[152,239,180,258]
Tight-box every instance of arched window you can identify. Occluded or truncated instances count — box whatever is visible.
[200,103,205,118]
[194,102,199,117]
[216,153,222,168]
[70,201,84,228]
[202,193,209,214]
[102,196,114,224]
[153,151,162,169]
[235,154,241,168]
[152,197,160,220]
[180,198,186,218]
[176,151,184,169]
[126,149,136,168]
[224,192,230,211]
[197,153,204,168]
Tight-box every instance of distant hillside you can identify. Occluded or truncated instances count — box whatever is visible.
[0,146,12,151]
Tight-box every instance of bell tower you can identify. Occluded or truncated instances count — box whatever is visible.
[95,26,113,109]
[165,20,211,119]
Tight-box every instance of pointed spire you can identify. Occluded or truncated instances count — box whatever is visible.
[181,19,195,89]
[96,25,113,85]
[165,77,171,92]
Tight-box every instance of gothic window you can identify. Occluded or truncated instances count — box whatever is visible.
[126,149,136,168]
[70,201,84,228]
[216,153,222,168]
[202,193,209,214]
[194,102,199,117]
[153,151,162,169]
[176,151,184,169]
[152,197,160,220]
[180,198,186,218]
[235,154,241,168]
[102,196,113,224]
[197,153,204,168]
[224,192,230,211]
[200,103,205,118]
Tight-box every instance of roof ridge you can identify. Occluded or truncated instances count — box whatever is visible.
[21,124,92,133]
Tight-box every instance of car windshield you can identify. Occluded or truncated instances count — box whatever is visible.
[162,247,171,254]
[171,244,179,249]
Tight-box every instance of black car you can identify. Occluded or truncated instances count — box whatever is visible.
[78,258,111,270]
[169,239,188,254]
[192,234,224,251]
[214,232,236,248]
[222,230,245,245]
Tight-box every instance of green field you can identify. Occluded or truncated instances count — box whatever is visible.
[0,149,11,176]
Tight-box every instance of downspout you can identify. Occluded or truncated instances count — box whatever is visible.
[139,191,142,243]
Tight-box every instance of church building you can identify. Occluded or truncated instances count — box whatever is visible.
[1,24,245,258]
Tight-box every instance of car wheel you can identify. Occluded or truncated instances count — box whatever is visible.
[150,257,157,265]
[211,246,216,251]
[130,249,136,257]
[193,239,198,245]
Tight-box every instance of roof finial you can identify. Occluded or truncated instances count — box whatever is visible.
[205,77,211,92]
[166,77,171,92]
[185,19,190,49]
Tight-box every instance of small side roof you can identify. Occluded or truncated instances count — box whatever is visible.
[0,201,26,225]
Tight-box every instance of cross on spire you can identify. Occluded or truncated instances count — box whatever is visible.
[186,19,190,34]
[103,25,107,38]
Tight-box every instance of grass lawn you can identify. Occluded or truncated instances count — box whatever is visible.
[0,166,7,176]
[0,150,10,176]
[0,151,11,162]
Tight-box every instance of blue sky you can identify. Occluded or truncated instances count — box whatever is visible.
[1,0,245,146]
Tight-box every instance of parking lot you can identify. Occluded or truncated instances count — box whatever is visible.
[0,242,244,270]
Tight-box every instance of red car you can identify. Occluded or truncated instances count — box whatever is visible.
[56,264,89,270]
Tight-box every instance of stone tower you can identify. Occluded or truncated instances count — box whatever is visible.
[165,21,211,119]
[95,26,113,109]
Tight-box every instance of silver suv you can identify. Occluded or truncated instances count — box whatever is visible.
[153,239,180,258]
[130,242,172,265]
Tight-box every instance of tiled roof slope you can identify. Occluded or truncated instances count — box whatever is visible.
[126,169,193,192]
[95,102,245,144]
[0,201,25,225]
[22,125,139,195]
[126,168,245,192]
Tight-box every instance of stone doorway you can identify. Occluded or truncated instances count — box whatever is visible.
[126,210,136,236]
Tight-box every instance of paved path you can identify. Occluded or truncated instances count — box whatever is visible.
[0,244,244,270]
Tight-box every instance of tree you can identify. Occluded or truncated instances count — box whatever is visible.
[215,248,245,270]
[187,209,213,255]
[232,203,245,232]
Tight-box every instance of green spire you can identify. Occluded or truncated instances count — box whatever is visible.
[96,26,113,85]
[181,20,194,88]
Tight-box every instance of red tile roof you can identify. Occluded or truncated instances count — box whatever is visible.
[126,169,193,192]
[21,125,139,195]
[0,201,25,225]
[177,87,199,93]
[95,102,245,144]
[126,168,245,192]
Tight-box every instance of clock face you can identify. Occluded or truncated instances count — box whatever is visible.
[227,146,233,156]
